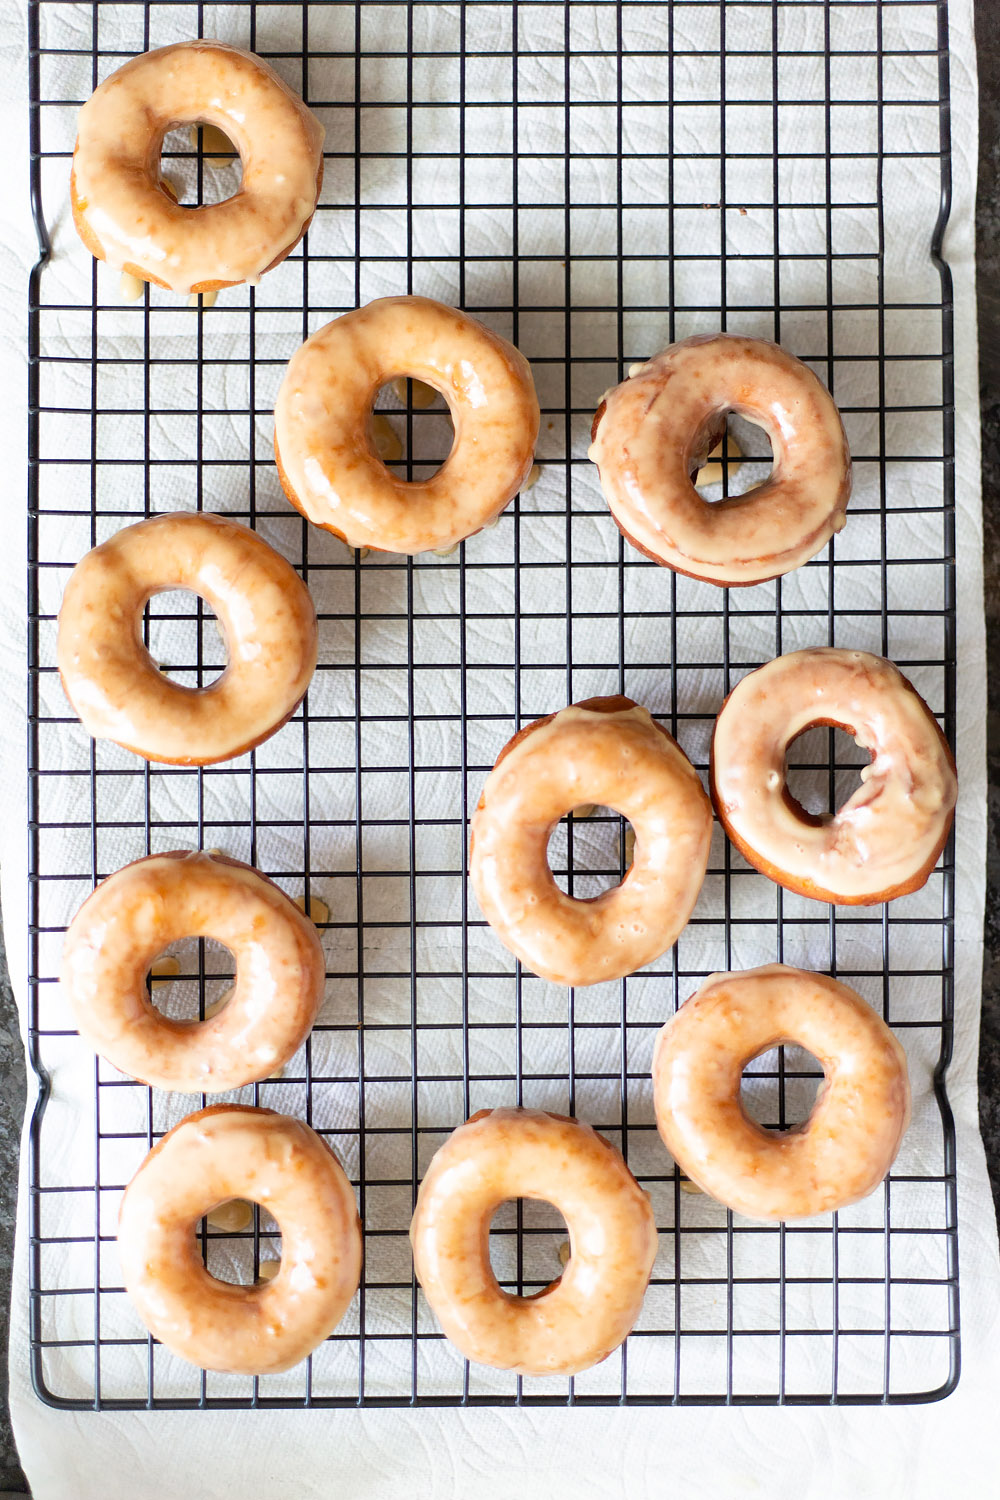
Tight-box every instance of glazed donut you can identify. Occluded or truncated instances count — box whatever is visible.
[589,333,851,586]
[273,296,540,554]
[57,511,317,766]
[118,1106,362,1374]
[652,965,911,1220]
[61,851,325,1093]
[410,1108,657,1375]
[710,647,957,904]
[71,40,324,294]
[470,696,712,986]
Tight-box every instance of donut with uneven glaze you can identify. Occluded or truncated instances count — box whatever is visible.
[652,965,911,1220]
[470,697,712,986]
[118,1106,362,1374]
[61,851,325,1093]
[710,647,957,904]
[589,333,851,586]
[273,296,540,554]
[57,511,317,766]
[410,1108,657,1375]
[71,40,324,294]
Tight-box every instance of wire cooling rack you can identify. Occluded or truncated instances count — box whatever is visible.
[27,0,959,1408]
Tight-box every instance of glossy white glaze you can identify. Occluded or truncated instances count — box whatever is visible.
[72,40,324,293]
[61,852,325,1092]
[652,965,911,1220]
[589,333,851,585]
[711,647,957,903]
[57,511,317,766]
[470,698,712,985]
[273,296,540,553]
[410,1108,657,1375]
[118,1107,362,1374]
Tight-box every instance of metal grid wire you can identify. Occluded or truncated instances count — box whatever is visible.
[27,0,959,1408]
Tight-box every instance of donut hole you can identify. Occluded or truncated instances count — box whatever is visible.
[144,589,227,688]
[784,725,871,822]
[489,1198,570,1293]
[200,1199,282,1287]
[693,413,772,501]
[158,122,243,207]
[372,379,456,479]
[547,806,633,897]
[145,937,235,1022]
[741,1044,823,1132]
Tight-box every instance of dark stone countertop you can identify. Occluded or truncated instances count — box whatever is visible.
[1,8,997,1493]
[975,10,1000,1207]
[0,910,26,1492]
